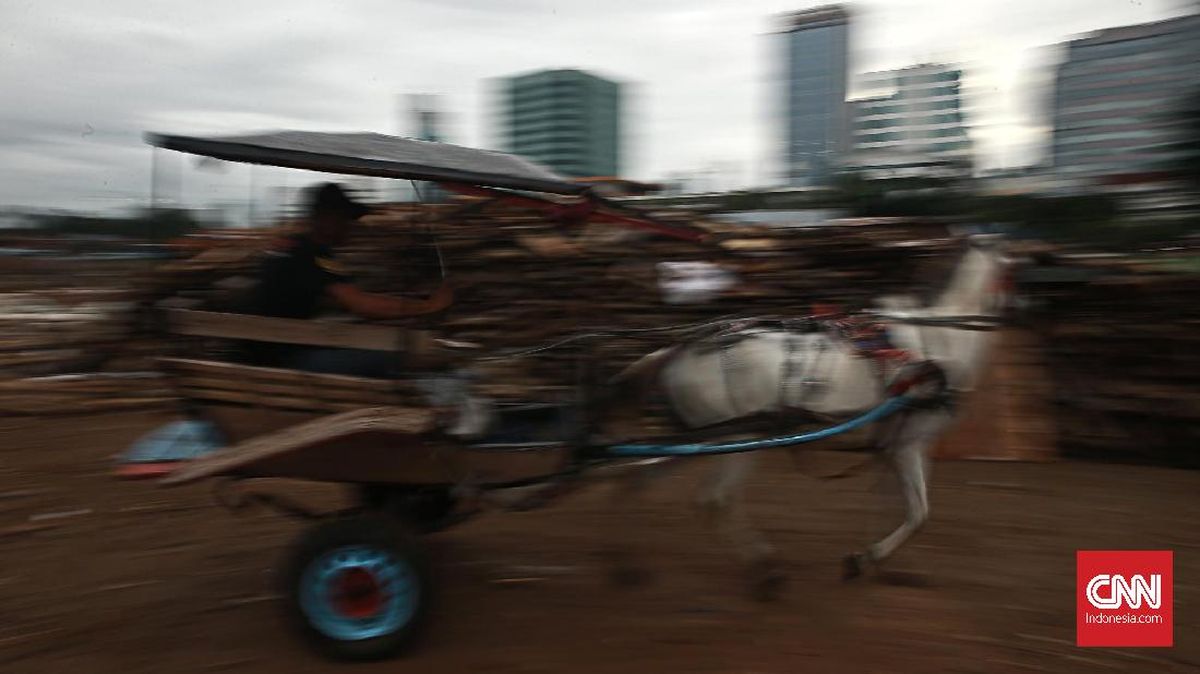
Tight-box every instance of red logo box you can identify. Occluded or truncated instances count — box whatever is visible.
[1077,550,1173,647]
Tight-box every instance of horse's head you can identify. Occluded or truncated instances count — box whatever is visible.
[970,235,1015,318]
[933,233,1013,318]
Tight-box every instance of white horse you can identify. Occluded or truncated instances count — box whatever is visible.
[601,235,1011,595]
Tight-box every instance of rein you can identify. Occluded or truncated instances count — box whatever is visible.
[471,310,1003,364]
[869,312,1005,331]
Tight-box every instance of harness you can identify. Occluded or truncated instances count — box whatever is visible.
[686,312,916,411]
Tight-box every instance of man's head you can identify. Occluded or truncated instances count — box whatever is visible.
[306,182,370,245]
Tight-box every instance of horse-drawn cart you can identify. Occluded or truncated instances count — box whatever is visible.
[117,130,957,661]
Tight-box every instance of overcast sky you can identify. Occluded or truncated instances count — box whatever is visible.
[0,0,1192,214]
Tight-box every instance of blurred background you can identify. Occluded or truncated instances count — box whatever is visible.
[0,2,1197,672]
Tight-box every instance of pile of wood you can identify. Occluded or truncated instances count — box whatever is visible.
[4,197,1198,467]
[0,291,136,377]
[0,373,174,415]
[1027,262,1200,467]
[329,202,959,395]
[1,200,961,416]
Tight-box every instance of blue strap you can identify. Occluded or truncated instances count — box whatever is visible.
[607,396,910,457]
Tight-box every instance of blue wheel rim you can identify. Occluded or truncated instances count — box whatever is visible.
[299,545,418,642]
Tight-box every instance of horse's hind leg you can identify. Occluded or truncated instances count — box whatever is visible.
[698,454,784,600]
[604,459,675,586]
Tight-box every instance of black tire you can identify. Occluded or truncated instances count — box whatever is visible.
[280,514,431,661]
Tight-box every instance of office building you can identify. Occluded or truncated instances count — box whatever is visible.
[780,5,851,186]
[1052,13,1200,180]
[849,63,973,171]
[497,69,621,178]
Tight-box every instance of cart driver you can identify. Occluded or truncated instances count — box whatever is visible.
[250,182,453,376]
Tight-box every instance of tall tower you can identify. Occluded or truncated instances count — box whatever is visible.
[780,5,850,187]
[400,93,447,202]
[497,69,621,178]
[408,94,444,143]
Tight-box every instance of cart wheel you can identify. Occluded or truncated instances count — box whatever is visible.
[281,515,430,661]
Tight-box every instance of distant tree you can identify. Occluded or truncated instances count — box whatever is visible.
[831,171,965,218]
[26,208,202,241]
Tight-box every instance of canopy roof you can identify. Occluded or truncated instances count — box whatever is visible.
[146,130,588,196]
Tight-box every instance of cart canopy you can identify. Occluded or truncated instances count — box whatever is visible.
[146,130,588,196]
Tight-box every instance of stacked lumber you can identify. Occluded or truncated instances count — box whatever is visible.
[1029,265,1200,466]
[3,201,960,421]
[0,373,175,415]
[329,202,958,395]
[0,292,136,377]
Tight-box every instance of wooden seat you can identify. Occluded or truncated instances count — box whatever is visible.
[159,309,435,442]
[153,310,573,486]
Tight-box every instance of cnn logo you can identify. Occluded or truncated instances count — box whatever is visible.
[1085,574,1161,610]
[1076,550,1172,647]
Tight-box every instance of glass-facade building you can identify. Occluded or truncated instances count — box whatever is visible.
[850,64,972,165]
[780,5,850,187]
[1052,13,1200,180]
[498,69,621,178]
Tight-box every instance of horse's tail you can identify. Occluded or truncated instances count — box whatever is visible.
[595,345,682,441]
[607,345,681,390]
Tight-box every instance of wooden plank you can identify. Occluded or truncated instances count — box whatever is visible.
[161,406,437,485]
[176,386,359,413]
[165,309,407,352]
[176,375,407,405]
[159,358,398,392]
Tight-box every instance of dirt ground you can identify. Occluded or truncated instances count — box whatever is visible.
[0,411,1196,674]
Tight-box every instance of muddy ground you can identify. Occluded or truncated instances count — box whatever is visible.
[1,411,1196,673]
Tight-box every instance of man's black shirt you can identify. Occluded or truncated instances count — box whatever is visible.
[253,234,351,319]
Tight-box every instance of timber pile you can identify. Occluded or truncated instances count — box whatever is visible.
[1,201,960,415]
[0,291,136,377]
[1029,263,1200,466]
[331,202,957,396]
[0,373,174,415]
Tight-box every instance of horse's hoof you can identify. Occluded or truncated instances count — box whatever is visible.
[749,558,787,602]
[842,552,868,581]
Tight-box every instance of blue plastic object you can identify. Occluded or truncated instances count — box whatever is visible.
[120,419,226,464]
[299,545,419,641]
[608,396,911,457]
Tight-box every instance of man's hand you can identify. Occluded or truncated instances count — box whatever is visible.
[328,281,455,320]
[428,283,454,312]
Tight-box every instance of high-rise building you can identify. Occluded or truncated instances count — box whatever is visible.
[496,69,621,178]
[407,94,444,143]
[848,63,973,170]
[1052,13,1200,181]
[779,5,850,187]
[404,94,447,202]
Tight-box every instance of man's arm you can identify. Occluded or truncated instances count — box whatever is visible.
[327,283,453,320]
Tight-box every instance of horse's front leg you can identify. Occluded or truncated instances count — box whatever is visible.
[844,411,944,579]
[698,453,784,600]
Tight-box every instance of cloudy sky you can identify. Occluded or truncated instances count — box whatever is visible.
[0,0,1191,214]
